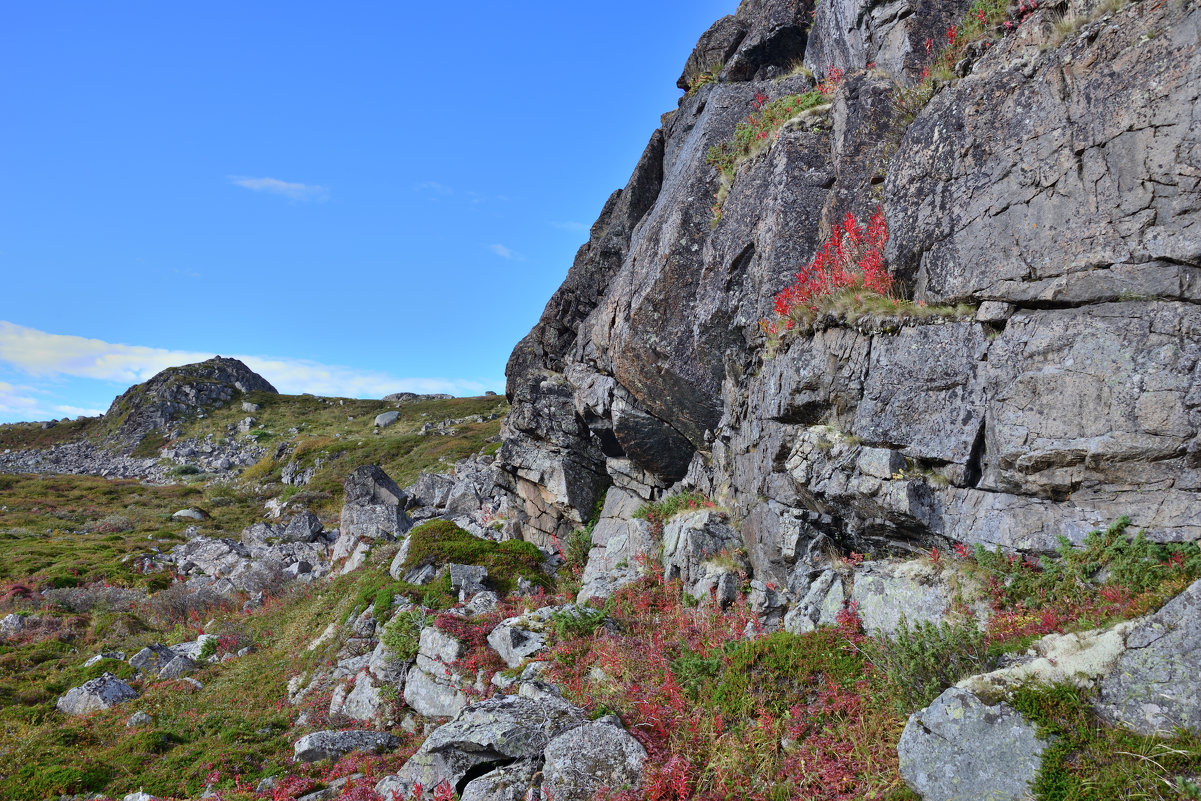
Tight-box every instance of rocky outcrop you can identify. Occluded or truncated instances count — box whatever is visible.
[103,356,276,451]
[56,672,138,716]
[499,0,1201,601]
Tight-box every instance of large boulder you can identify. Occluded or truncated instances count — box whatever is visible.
[1095,578,1201,736]
[334,465,412,561]
[541,719,647,801]
[375,693,589,800]
[57,672,138,716]
[897,687,1049,801]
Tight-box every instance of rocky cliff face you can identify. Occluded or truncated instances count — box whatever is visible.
[500,0,1201,587]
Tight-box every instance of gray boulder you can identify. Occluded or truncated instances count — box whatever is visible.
[157,655,197,679]
[542,720,647,801]
[293,729,398,762]
[57,672,138,716]
[0,613,25,640]
[1095,578,1201,736]
[335,465,412,561]
[898,687,1049,801]
[403,626,471,719]
[375,694,589,800]
[281,511,323,543]
[374,411,401,428]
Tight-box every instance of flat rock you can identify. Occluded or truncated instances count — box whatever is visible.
[897,687,1048,801]
[293,729,398,763]
[57,672,138,716]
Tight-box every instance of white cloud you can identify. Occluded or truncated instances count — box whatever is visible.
[229,176,329,202]
[0,380,41,416]
[0,322,501,401]
[53,404,106,418]
[488,243,524,260]
[413,181,453,196]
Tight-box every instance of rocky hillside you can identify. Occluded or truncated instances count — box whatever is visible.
[2,1,1200,799]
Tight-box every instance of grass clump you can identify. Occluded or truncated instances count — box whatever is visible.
[704,90,830,179]
[861,617,998,714]
[398,519,550,596]
[633,491,717,536]
[380,608,432,662]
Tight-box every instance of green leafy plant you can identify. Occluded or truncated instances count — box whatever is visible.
[380,609,431,662]
[860,617,997,714]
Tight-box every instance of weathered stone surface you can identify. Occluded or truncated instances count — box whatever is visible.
[375,694,588,800]
[339,465,412,546]
[783,568,845,634]
[293,729,398,762]
[1096,578,1201,736]
[486,605,580,668]
[403,626,471,719]
[805,0,973,84]
[897,687,1049,801]
[578,488,656,602]
[281,511,323,543]
[661,509,745,600]
[850,560,987,636]
[0,613,24,640]
[542,720,647,801]
[56,672,138,715]
[459,760,540,801]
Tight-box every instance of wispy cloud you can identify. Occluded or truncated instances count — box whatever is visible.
[0,380,41,416]
[54,404,106,417]
[0,322,501,401]
[229,176,329,202]
[550,221,589,232]
[488,243,524,261]
[413,181,453,196]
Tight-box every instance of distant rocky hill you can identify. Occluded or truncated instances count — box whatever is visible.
[102,356,278,452]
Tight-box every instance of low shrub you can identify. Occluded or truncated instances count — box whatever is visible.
[860,617,997,714]
[380,609,431,661]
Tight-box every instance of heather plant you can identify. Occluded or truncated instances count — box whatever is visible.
[548,569,913,801]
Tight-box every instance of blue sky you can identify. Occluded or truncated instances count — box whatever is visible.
[0,1,733,423]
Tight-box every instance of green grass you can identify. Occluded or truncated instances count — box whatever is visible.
[398,519,550,595]
[1011,683,1201,800]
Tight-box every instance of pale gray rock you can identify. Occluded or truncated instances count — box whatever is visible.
[57,672,138,715]
[542,720,647,801]
[0,613,24,639]
[459,760,540,801]
[898,687,1048,801]
[293,729,398,762]
[375,694,588,800]
[578,488,657,602]
[157,655,197,679]
[374,411,401,428]
[661,509,744,600]
[172,508,207,521]
[851,560,987,636]
[1095,578,1201,736]
[126,710,153,727]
